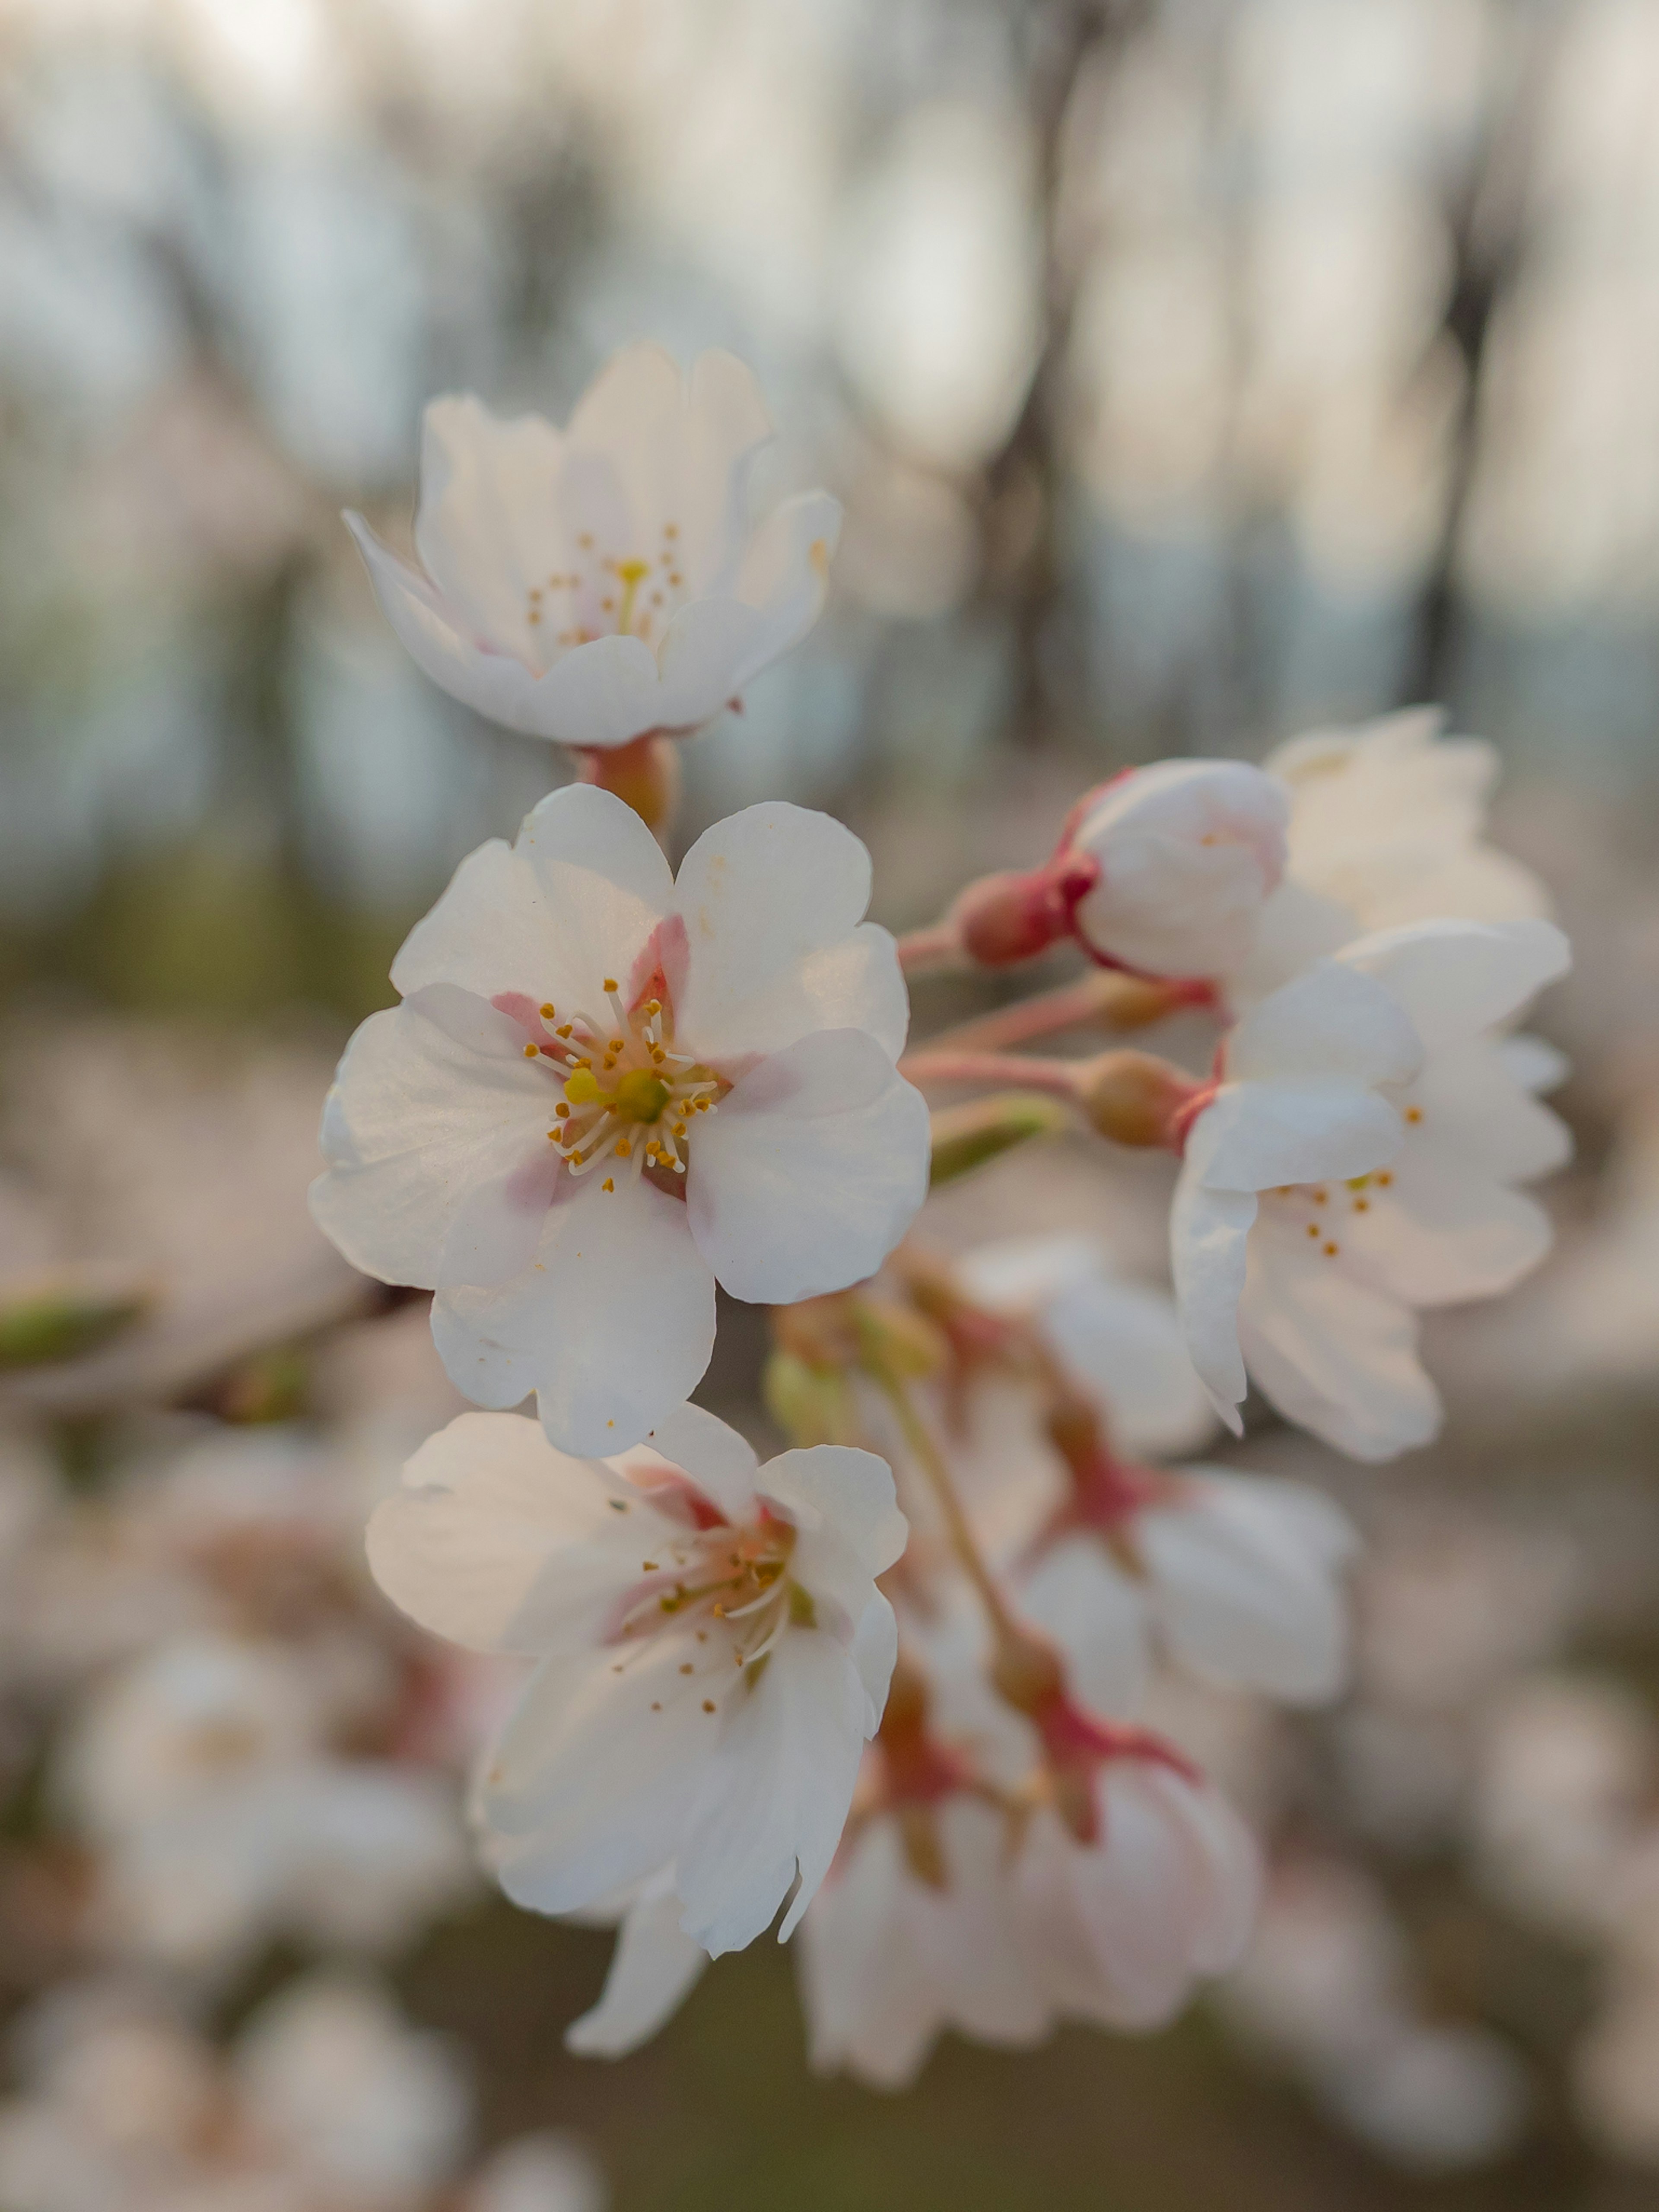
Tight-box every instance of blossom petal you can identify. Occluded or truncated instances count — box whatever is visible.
[677,1628,870,1954]
[1195,1080,1405,1194]
[1342,1148,1555,1308]
[564,1872,708,2057]
[366,1411,671,1656]
[639,1403,761,1522]
[412,394,567,654]
[391,785,669,1004]
[688,1030,929,1304]
[1144,1474,1357,1703]
[1238,1236,1440,1462]
[1169,1134,1255,1430]
[674,804,907,1062]
[1019,1539,1150,1715]
[431,1173,716,1457]
[310,988,553,1291]
[731,489,842,677]
[345,513,573,739]
[1227,959,1423,1093]
[1411,1039,1573,1184]
[482,1644,718,1912]
[1337,917,1571,1053]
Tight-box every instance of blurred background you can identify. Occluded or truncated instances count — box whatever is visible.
[2,0,1659,2206]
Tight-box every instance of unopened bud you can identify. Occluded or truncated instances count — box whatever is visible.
[949,852,1096,969]
[574,732,681,836]
[928,1091,1072,1187]
[1072,1052,1205,1150]
[988,1621,1067,1719]
[0,1276,150,1370]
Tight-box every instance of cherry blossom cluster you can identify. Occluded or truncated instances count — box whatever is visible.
[308,342,1573,2086]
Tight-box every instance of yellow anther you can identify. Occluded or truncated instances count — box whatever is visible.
[1323,1242,1339,1257]
[646,999,661,1015]
[523,1042,539,1058]
[602,1177,615,1192]
[1406,1106,1423,1124]
[603,979,619,993]
[615,1140,631,1157]
[540,1002,556,1019]
[557,1023,574,1038]
[608,1038,624,1053]
[1306,1224,1319,1239]
[555,1103,570,1119]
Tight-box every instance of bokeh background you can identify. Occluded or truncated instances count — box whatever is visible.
[2,0,1659,2206]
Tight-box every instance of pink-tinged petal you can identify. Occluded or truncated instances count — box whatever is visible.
[1227,959,1423,1092]
[672,802,906,1062]
[366,1411,674,1656]
[431,1173,716,1457]
[565,1873,708,2056]
[1143,1474,1356,1704]
[310,988,553,1292]
[412,395,568,655]
[687,1030,930,1304]
[640,1404,760,1523]
[482,1643,719,1913]
[1238,1233,1440,1462]
[1170,1129,1255,1430]
[440,1140,564,1288]
[1337,917,1571,1052]
[677,1628,871,1954]
[1341,1149,1555,1308]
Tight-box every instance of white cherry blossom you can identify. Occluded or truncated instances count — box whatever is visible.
[1173,917,1571,1460]
[1007,1755,1259,2033]
[1063,759,1290,979]
[1237,709,1553,1003]
[952,1236,1357,1711]
[346,344,841,751]
[57,1634,470,1976]
[798,1792,1048,2088]
[311,783,928,1457]
[367,1404,907,1958]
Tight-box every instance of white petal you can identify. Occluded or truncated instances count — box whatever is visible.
[515,783,673,985]
[674,803,908,1062]
[758,1446,909,1586]
[1412,1038,1573,1184]
[391,785,670,1004]
[483,1642,718,1910]
[1337,918,1571,1052]
[412,394,567,655]
[730,489,842,677]
[524,633,679,750]
[1169,1136,1255,1429]
[1227,959,1423,1093]
[1342,1148,1555,1308]
[1144,1473,1356,1703]
[564,1873,708,2057]
[346,513,566,736]
[645,596,780,731]
[1237,1235,1440,1462]
[1195,1079,1405,1194]
[366,1411,671,1655]
[641,1403,760,1523]
[688,1030,929,1304]
[431,1173,716,1457]
[677,1630,870,1955]
[310,991,554,1292]
[1019,1538,1150,1715]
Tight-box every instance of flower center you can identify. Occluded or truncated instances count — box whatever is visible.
[524,520,689,656]
[520,978,725,1195]
[1262,1162,1400,1259]
[609,1513,804,1713]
